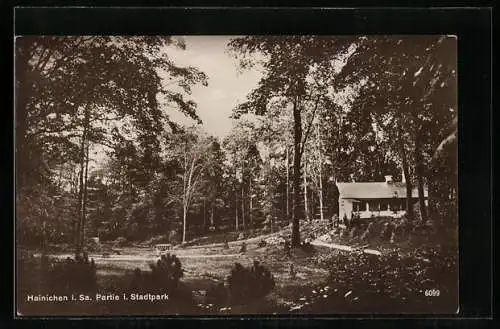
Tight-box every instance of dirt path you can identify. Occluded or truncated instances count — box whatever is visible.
[311,239,382,256]
[47,252,246,262]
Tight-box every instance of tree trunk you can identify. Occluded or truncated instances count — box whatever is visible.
[203,199,206,231]
[75,108,89,255]
[235,165,239,231]
[317,122,324,221]
[415,132,428,221]
[318,170,324,221]
[303,157,309,221]
[266,141,273,224]
[286,145,289,219]
[15,52,31,189]
[241,183,245,230]
[182,205,187,244]
[399,136,414,220]
[182,145,188,244]
[249,179,252,227]
[292,97,302,247]
[75,161,84,253]
[211,204,214,227]
[79,140,90,252]
[235,194,239,231]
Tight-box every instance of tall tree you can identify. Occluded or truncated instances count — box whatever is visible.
[15,36,208,251]
[338,35,457,221]
[228,36,354,246]
[170,129,215,243]
[222,118,262,230]
[201,138,225,231]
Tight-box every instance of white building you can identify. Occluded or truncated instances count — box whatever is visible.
[337,175,428,220]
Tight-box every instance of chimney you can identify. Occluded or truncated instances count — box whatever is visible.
[384,175,393,183]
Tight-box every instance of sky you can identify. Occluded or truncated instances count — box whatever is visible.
[89,36,357,170]
[88,36,262,170]
[163,36,263,139]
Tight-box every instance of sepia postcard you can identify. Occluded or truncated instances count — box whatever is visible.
[15,35,458,316]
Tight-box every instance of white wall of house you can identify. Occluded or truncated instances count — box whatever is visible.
[357,209,406,219]
[339,199,353,221]
[339,198,427,221]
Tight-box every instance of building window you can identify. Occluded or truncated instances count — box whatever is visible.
[380,200,389,211]
[368,200,379,211]
[353,201,362,212]
[390,198,403,211]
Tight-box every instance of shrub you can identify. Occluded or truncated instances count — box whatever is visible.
[17,252,98,296]
[85,238,103,252]
[289,263,296,278]
[123,254,198,314]
[227,261,275,304]
[205,282,228,307]
[379,222,395,241]
[319,247,458,313]
[113,236,130,248]
[17,250,41,296]
[50,253,98,295]
[130,253,183,294]
[168,230,179,245]
[239,242,247,253]
[395,217,412,237]
[300,241,315,254]
[144,234,169,246]
[284,240,291,255]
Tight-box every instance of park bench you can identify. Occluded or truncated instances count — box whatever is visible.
[154,243,172,256]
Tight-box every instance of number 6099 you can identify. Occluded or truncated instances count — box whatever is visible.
[424,289,440,297]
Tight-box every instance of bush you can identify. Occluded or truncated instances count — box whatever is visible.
[239,242,247,253]
[49,253,98,295]
[17,251,198,315]
[379,222,395,241]
[394,217,413,238]
[206,282,228,307]
[300,241,315,254]
[125,253,198,314]
[318,247,458,313]
[359,222,374,241]
[168,230,179,245]
[17,252,98,296]
[85,238,103,252]
[227,261,275,304]
[17,250,41,296]
[144,234,169,246]
[130,253,183,294]
[113,236,130,248]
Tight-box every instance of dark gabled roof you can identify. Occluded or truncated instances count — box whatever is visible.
[337,182,428,199]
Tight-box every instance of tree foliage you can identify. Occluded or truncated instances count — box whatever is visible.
[16,36,208,249]
[16,36,457,250]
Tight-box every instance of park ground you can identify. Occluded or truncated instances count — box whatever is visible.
[20,217,458,315]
